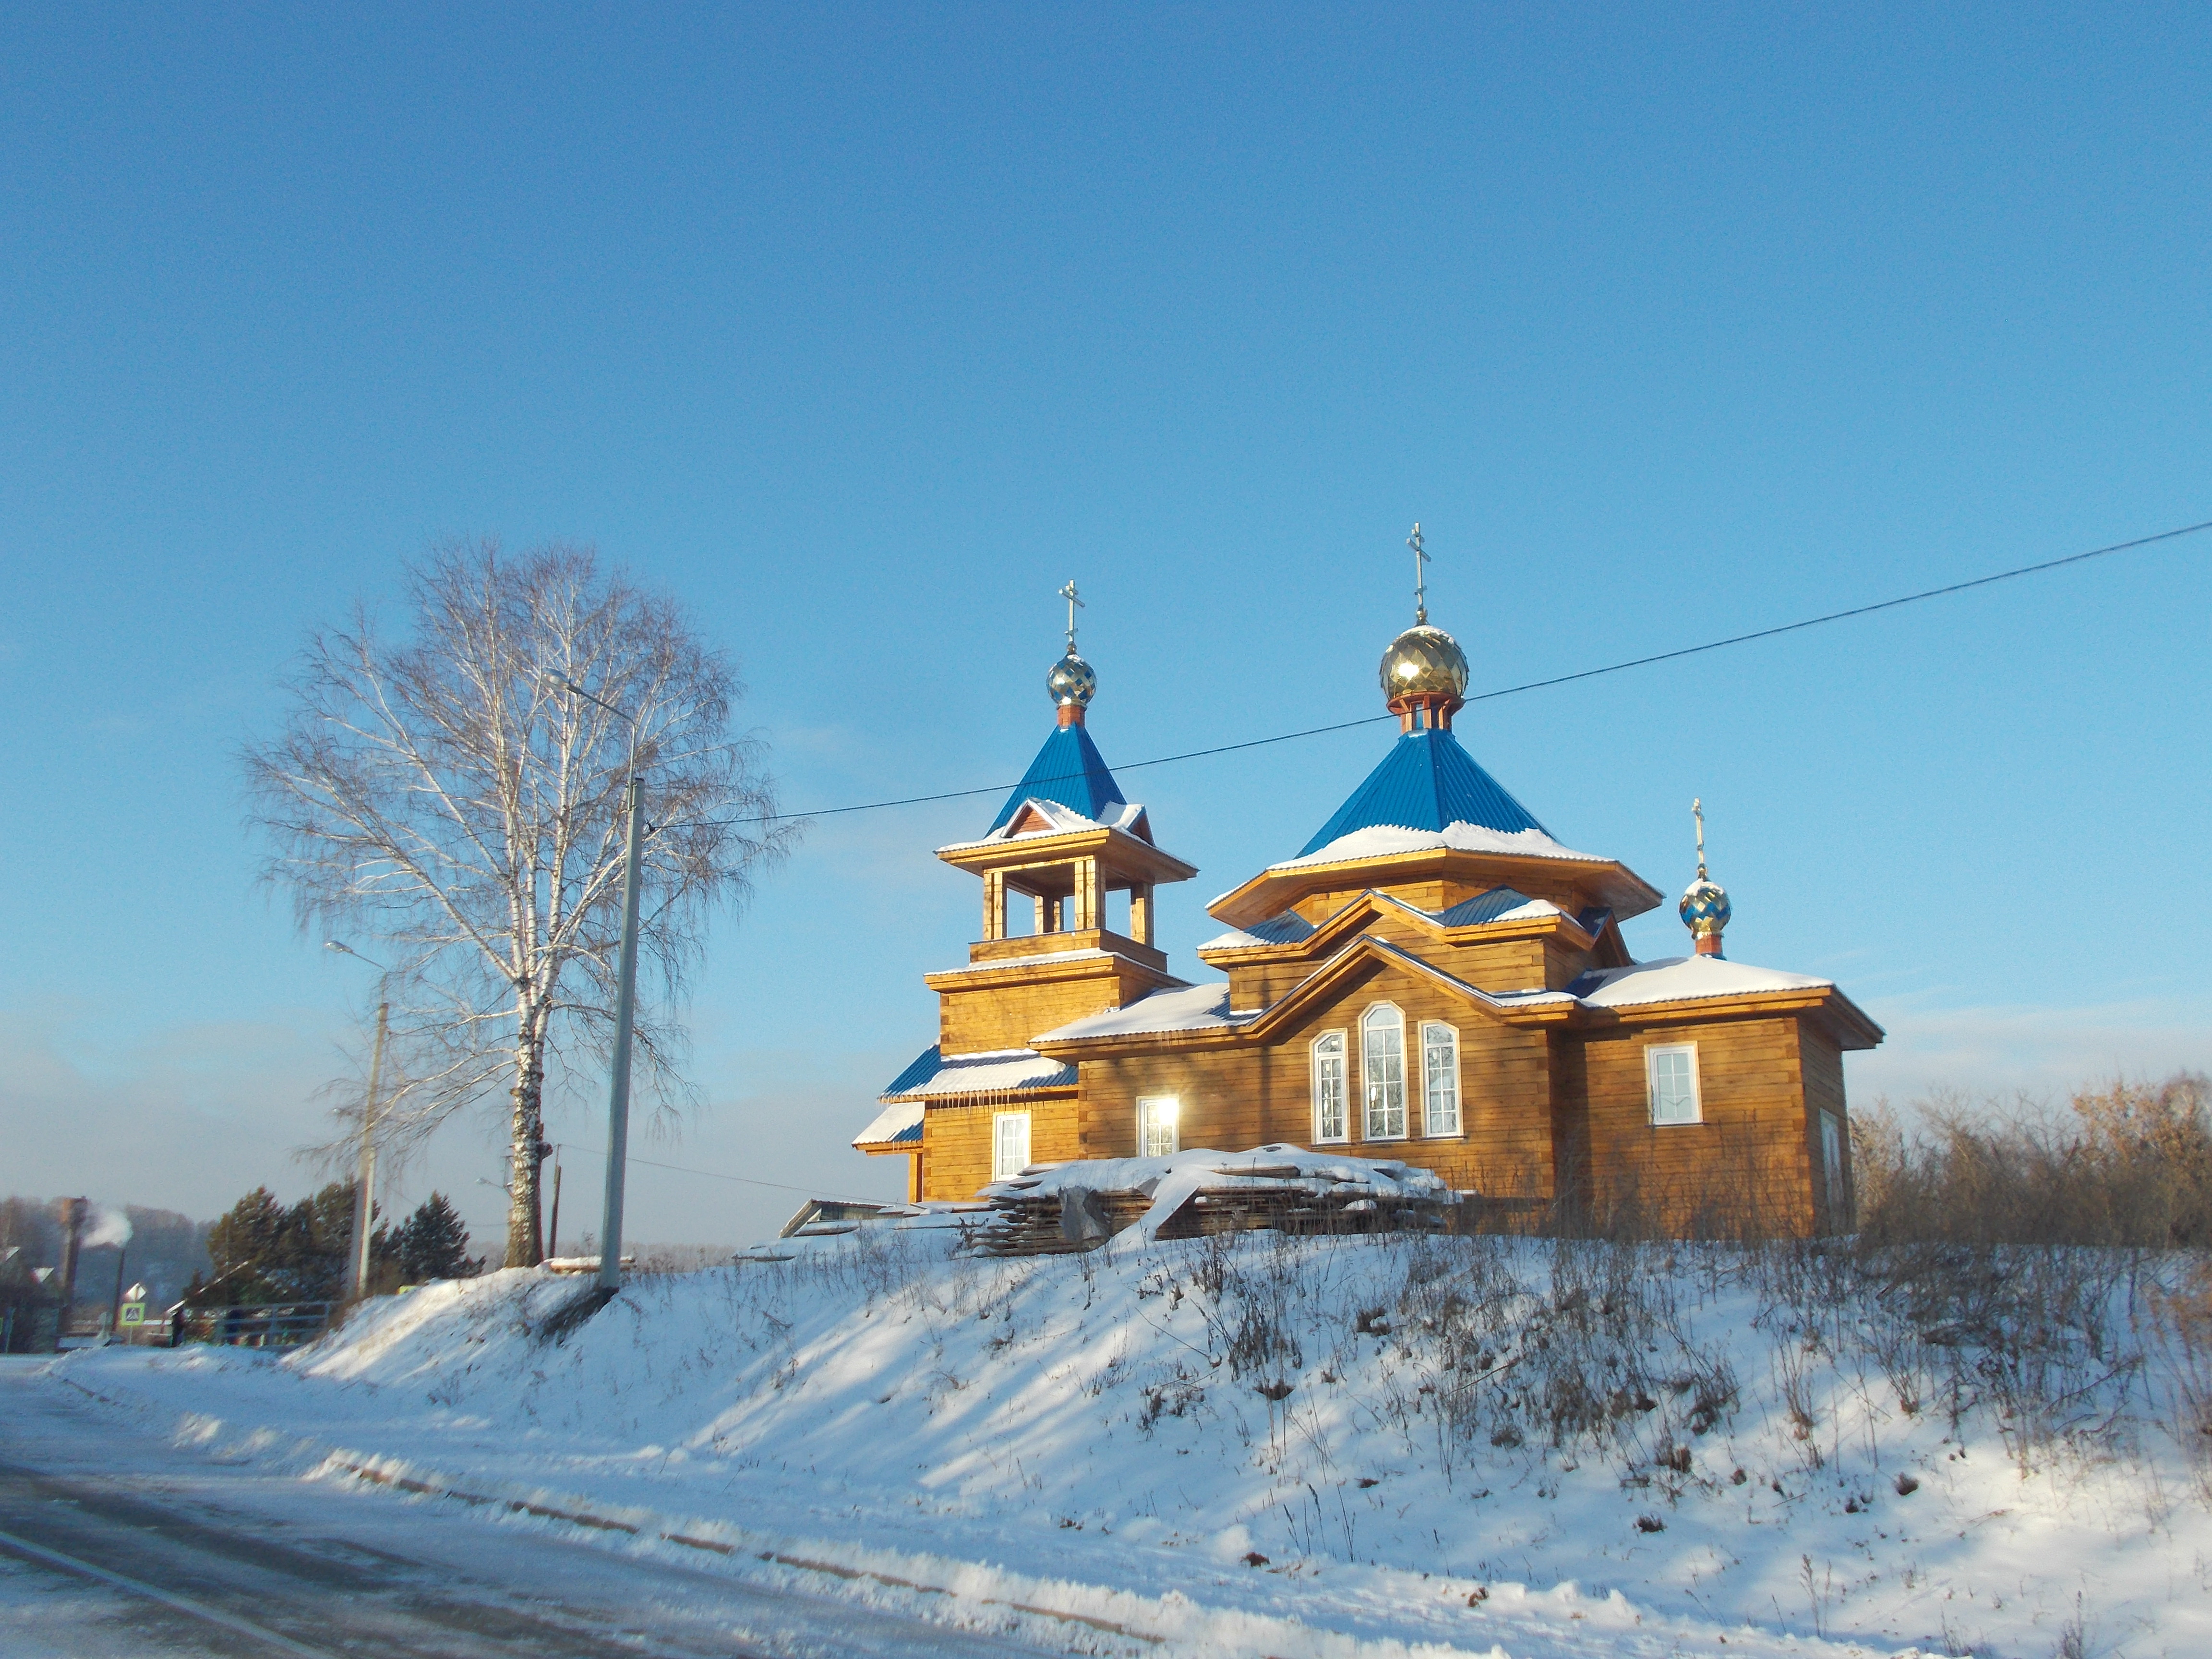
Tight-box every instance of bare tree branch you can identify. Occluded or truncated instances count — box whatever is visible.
[244,540,798,1266]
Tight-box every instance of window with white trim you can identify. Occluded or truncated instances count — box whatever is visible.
[991,1110,1032,1180]
[1421,1021,1461,1137]
[1819,1109,1847,1220]
[1361,1003,1407,1140]
[1646,1044,1701,1126]
[1311,1031,1348,1142]
[1137,1095,1179,1158]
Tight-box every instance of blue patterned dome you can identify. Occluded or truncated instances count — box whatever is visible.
[1679,878,1731,944]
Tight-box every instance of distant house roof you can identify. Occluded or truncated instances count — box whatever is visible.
[988,722,1127,832]
[1297,728,1551,857]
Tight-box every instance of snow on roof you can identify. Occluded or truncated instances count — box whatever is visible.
[1199,887,1565,953]
[881,1047,1077,1100]
[1196,911,1317,951]
[1264,820,1606,880]
[981,1144,1452,1240]
[938,797,1150,854]
[1432,888,1560,926]
[1568,955,1834,1009]
[1034,982,1248,1042]
[851,1099,925,1148]
[927,948,1119,976]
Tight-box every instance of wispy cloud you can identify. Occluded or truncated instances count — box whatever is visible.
[1853,992,2212,1105]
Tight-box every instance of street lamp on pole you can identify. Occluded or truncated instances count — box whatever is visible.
[325,940,389,1301]
[548,673,646,1297]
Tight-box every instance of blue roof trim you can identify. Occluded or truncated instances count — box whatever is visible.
[883,1116,923,1145]
[881,1044,943,1097]
[1298,729,1551,857]
[1241,912,1317,945]
[1576,906,1613,941]
[988,723,1128,831]
[1432,888,1537,927]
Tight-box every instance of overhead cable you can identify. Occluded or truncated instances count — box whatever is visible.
[699,517,2212,830]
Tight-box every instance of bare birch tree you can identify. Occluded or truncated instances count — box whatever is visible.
[246,541,793,1267]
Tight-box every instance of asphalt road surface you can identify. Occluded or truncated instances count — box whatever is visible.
[0,1360,1052,1658]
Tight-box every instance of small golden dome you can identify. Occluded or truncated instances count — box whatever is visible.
[1378,624,1470,706]
[1047,649,1096,709]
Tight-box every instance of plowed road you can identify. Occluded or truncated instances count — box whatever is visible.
[0,1361,1047,1658]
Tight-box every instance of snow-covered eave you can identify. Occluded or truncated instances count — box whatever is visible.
[1196,888,1592,959]
[851,1098,925,1150]
[875,1046,1082,1103]
[1206,827,1662,925]
[935,815,1189,869]
[1573,958,1885,1049]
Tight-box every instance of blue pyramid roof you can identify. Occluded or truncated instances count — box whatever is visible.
[1298,729,1551,857]
[988,722,1128,831]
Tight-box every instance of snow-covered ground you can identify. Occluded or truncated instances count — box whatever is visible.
[36,1220,2212,1658]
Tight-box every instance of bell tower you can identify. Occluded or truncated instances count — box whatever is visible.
[926,592,1198,1056]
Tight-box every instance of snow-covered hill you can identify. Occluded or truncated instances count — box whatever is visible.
[50,1220,2212,1657]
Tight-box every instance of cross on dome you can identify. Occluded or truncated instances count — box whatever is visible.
[1407,523,1430,625]
[1679,795,1732,956]
[1059,579,1084,650]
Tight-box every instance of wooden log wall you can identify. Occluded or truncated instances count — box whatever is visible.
[921,1096,1081,1202]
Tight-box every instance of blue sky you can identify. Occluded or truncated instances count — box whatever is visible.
[4,6,2208,1249]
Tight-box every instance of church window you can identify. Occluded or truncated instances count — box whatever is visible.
[1361,1004,1407,1140]
[1646,1044,1701,1126]
[1310,1032,1348,1143]
[1138,1095,1179,1158]
[1820,1109,1848,1222]
[1421,1022,1461,1136]
[992,1110,1032,1180]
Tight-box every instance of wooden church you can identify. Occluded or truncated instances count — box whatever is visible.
[854,556,1882,1235]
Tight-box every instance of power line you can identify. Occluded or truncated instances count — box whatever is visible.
[554,1140,887,1207]
[697,517,2212,830]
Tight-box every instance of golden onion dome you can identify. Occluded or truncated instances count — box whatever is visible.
[1046,649,1097,709]
[1378,624,1470,705]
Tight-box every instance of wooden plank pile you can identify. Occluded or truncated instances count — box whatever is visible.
[977,1156,1457,1257]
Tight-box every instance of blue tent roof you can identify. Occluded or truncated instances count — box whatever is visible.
[1298,729,1551,857]
[988,723,1128,831]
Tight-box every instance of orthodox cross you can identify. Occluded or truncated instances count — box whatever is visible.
[1407,523,1430,625]
[1058,579,1084,651]
[1692,797,1708,882]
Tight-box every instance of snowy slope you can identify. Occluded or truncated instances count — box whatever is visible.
[46,1226,2212,1658]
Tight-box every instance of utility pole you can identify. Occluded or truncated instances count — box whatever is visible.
[596,774,646,1295]
[349,1002,389,1299]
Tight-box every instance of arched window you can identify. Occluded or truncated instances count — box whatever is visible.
[1421,1021,1461,1136]
[1361,1004,1407,1140]
[1310,1031,1348,1143]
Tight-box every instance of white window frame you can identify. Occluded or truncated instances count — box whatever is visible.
[1819,1109,1847,1219]
[1137,1094,1179,1158]
[1646,1043,1702,1126]
[1361,1003,1407,1141]
[1310,1030,1348,1143]
[991,1109,1033,1180]
[1420,1020,1461,1137]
